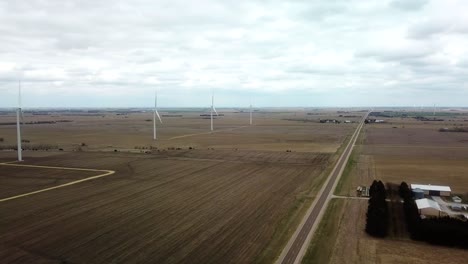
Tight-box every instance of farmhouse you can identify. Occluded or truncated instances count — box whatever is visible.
[415,198,446,217]
[410,184,451,197]
[319,119,340,123]
[364,119,385,124]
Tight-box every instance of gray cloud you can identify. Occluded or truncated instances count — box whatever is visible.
[390,0,428,11]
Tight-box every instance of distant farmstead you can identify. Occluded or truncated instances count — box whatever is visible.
[365,119,385,124]
[319,119,340,123]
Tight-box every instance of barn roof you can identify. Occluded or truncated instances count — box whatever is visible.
[415,198,441,211]
[410,184,451,192]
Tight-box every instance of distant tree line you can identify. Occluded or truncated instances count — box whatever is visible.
[365,180,388,237]
[0,143,58,151]
[439,127,468,133]
[399,182,468,248]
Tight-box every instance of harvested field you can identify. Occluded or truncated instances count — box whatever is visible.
[0,165,99,199]
[0,109,362,263]
[0,150,330,263]
[162,149,331,165]
[365,126,468,147]
[324,113,468,263]
[0,110,357,153]
[336,117,468,196]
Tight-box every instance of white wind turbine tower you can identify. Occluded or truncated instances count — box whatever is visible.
[153,90,162,140]
[210,90,218,131]
[16,81,24,161]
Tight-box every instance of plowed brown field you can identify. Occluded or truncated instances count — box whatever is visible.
[0,165,99,199]
[0,150,328,264]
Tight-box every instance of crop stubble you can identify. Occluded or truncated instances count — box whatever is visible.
[1,151,329,263]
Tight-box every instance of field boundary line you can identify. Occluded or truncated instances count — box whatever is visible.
[168,125,248,140]
[0,162,115,203]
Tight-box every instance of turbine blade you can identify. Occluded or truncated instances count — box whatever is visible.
[156,110,162,123]
[213,106,218,115]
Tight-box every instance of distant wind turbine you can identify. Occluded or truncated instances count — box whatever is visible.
[16,81,24,161]
[211,90,218,131]
[153,90,162,140]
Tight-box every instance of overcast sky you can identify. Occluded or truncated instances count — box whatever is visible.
[1,0,468,108]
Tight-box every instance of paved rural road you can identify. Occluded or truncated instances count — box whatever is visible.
[277,112,369,264]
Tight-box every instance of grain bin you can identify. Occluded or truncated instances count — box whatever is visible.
[413,188,424,199]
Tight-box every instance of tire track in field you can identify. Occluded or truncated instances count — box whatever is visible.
[0,162,115,203]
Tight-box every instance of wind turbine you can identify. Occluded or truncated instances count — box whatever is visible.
[153,90,162,140]
[16,81,23,161]
[210,90,218,131]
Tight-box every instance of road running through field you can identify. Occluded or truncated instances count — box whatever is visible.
[0,162,115,203]
[277,112,369,264]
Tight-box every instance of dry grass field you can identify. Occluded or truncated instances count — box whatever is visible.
[336,113,468,196]
[0,109,363,264]
[307,111,468,264]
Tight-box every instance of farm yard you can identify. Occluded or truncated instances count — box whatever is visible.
[306,111,468,264]
[0,109,362,263]
[304,198,468,264]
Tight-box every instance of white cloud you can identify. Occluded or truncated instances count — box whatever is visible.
[0,0,468,107]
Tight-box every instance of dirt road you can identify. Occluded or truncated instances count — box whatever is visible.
[277,112,368,264]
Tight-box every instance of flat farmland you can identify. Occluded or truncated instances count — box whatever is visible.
[1,150,330,264]
[0,110,358,153]
[0,165,99,199]
[0,109,362,263]
[319,112,468,264]
[336,115,468,196]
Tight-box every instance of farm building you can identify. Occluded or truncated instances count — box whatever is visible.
[410,184,451,197]
[415,198,446,217]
